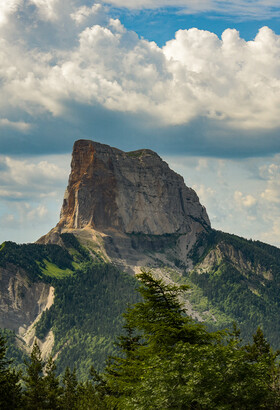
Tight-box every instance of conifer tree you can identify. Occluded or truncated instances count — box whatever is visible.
[44,356,62,409]
[0,334,22,409]
[61,366,78,409]
[103,270,280,409]
[23,341,47,409]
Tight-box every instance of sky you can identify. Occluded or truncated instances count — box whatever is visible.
[1,0,280,246]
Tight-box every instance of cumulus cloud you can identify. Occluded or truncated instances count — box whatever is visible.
[29,0,59,21]
[26,203,48,220]
[165,154,280,247]
[0,154,70,243]
[0,155,68,200]
[2,1,280,245]
[71,3,104,24]
[234,191,257,208]
[1,4,280,136]
[0,0,21,25]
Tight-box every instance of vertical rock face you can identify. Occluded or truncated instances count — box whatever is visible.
[0,264,52,333]
[59,140,210,235]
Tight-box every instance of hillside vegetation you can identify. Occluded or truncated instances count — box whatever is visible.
[0,234,139,379]
[1,272,280,409]
[188,230,280,347]
[2,229,280,378]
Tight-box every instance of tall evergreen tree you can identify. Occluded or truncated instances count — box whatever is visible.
[0,334,22,409]
[61,366,78,409]
[44,356,62,409]
[102,270,280,409]
[23,341,47,409]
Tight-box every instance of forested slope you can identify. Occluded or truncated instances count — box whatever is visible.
[2,229,280,379]
[188,230,280,347]
[1,272,280,409]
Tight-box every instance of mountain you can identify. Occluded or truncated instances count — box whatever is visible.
[2,139,280,378]
[39,139,210,275]
[59,139,210,234]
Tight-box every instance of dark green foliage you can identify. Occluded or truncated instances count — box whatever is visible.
[61,367,78,409]
[1,274,280,409]
[0,334,22,409]
[36,309,54,340]
[100,271,280,409]
[190,229,280,267]
[60,233,91,262]
[23,341,47,409]
[189,229,280,347]
[23,343,63,409]
[44,357,62,410]
[35,261,140,379]
[0,328,28,372]
[0,240,74,281]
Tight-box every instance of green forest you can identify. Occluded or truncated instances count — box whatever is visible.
[36,261,140,379]
[3,231,280,407]
[1,271,280,409]
[186,230,280,347]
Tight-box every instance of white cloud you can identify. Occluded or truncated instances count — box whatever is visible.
[259,159,280,204]
[192,184,215,203]
[1,6,280,131]
[0,0,21,25]
[71,3,103,24]
[165,154,280,246]
[0,118,32,132]
[261,219,280,246]
[29,0,59,21]
[0,154,70,243]
[261,185,280,203]
[1,0,280,246]
[26,203,48,220]
[0,155,68,200]
[234,191,257,208]
[0,189,24,199]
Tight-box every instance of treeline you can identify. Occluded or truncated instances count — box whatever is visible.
[2,271,280,409]
[0,240,75,281]
[191,229,280,272]
[0,233,92,282]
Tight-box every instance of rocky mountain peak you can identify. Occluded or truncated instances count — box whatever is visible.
[58,139,210,235]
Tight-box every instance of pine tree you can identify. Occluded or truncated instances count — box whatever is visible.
[23,341,47,409]
[104,270,217,407]
[44,356,62,409]
[103,270,280,409]
[61,366,78,409]
[0,334,22,409]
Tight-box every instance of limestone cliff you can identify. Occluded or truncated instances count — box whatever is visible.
[0,262,55,360]
[58,140,210,236]
[0,263,52,333]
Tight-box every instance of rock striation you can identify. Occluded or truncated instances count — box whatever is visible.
[59,140,210,236]
[0,263,52,333]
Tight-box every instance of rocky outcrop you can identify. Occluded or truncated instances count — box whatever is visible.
[196,242,274,280]
[59,140,210,236]
[0,263,53,334]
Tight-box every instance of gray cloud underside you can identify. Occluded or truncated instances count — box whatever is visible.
[2,103,280,158]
